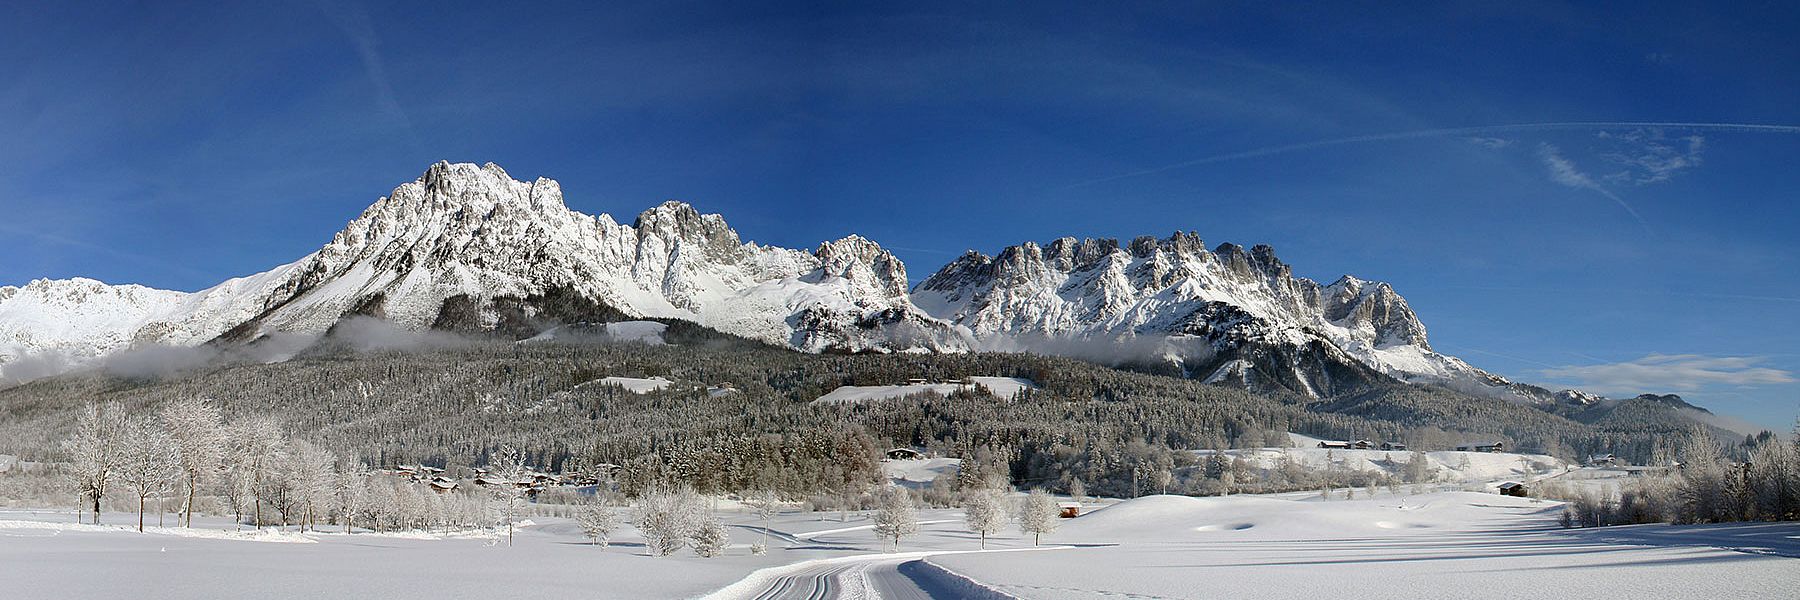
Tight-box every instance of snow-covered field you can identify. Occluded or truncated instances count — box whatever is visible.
[580,375,674,394]
[3,488,1796,599]
[930,491,1800,599]
[1195,433,1570,486]
[814,377,1036,404]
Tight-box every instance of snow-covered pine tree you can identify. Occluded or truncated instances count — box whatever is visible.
[690,515,730,558]
[159,397,226,527]
[872,485,919,552]
[1015,488,1059,546]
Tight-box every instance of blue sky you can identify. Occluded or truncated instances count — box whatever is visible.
[3,2,1797,427]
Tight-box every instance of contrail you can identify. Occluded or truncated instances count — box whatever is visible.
[1066,121,1800,188]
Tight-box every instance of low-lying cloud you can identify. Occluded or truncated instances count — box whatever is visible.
[1540,353,1796,395]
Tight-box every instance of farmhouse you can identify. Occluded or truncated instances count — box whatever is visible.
[1497,482,1528,497]
[1317,441,1352,449]
[1380,442,1408,451]
[886,448,924,460]
[1456,442,1505,453]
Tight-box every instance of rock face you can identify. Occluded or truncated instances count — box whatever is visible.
[0,162,1581,404]
[911,233,1537,400]
[0,162,966,380]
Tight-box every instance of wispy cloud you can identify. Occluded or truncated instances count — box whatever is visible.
[1540,353,1796,395]
[1537,142,1650,232]
[317,0,419,148]
[1597,128,1705,184]
[1466,136,1512,149]
[1061,121,1800,189]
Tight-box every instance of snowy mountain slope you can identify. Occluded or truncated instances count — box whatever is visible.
[0,278,190,368]
[0,161,1603,409]
[0,162,967,382]
[912,234,1547,402]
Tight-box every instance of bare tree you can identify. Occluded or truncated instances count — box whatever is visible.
[742,488,781,554]
[115,417,178,532]
[62,401,124,524]
[577,497,622,548]
[1015,488,1059,546]
[160,398,226,527]
[636,485,704,556]
[283,440,337,532]
[872,485,919,552]
[961,485,1007,549]
[231,418,286,528]
[486,444,532,545]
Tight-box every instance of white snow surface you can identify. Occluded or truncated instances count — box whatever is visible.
[582,376,673,394]
[1213,433,1570,484]
[814,377,1037,404]
[883,457,963,488]
[3,487,1796,600]
[931,491,1800,600]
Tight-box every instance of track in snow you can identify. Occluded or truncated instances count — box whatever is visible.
[746,556,944,600]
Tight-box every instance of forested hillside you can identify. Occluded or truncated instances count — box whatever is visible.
[1,326,1707,501]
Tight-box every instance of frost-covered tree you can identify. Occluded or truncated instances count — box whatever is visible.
[872,485,919,551]
[1015,489,1059,546]
[62,401,124,524]
[742,488,781,553]
[961,485,1007,549]
[577,498,621,547]
[486,444,532,545]
[1403,450,1434,484]
[1749,438,1800,520]
[1676,432,1734,523]
[229,418,286,528]
[690,515,730,558]
[283,440,337,532]
[115,417,178,532]
[160,398,226,527]
[337,465,371,533]
[637,486,704,556]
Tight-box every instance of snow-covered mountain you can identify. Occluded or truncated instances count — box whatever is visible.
[0,161,1584,405]
[0,162,966,381]
[911,234,1550,402]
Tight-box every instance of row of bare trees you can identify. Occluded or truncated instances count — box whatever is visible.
[58,398,540,536]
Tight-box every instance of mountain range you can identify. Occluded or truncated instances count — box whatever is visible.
[0,162,1610,407]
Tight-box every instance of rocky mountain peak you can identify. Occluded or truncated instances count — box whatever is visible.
[631,201,747,262]
[814,235,908,297]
